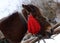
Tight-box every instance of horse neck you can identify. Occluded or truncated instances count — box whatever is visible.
[0,12,27,43]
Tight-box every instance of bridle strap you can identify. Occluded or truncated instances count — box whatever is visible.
[19,8,30,23]
[19,12,27,23]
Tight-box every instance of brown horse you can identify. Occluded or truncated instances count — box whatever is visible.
[22,4,60,38]
[22,4,52,37]
[0,12,27,43]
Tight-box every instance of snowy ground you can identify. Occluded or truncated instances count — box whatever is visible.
[36,34,60,43]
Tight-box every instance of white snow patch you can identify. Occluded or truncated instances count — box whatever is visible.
[0,0,31,19]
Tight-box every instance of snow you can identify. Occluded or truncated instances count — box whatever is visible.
[54,0,60,3]
[36,34,60,43]
[0,0,31,19]
[0,0,60,20]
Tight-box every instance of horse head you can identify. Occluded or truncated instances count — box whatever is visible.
[22,4,51,37]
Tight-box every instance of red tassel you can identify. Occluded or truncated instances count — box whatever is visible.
[28,13,41,34]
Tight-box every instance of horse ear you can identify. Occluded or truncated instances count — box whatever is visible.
[22,4,25,7]
[22,4,31,12]
[22,4,28,8]
[22,9,28,20]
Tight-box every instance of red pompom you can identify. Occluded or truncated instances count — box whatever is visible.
[28,13,41,34]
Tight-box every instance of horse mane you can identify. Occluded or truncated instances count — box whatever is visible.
[0,12,27,43]
[22,4,51,36]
